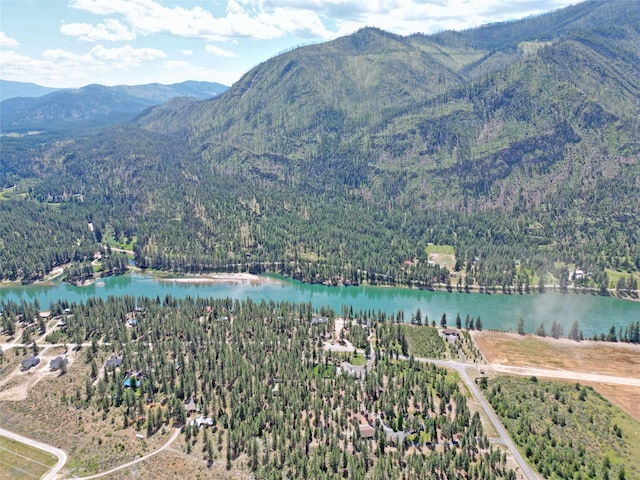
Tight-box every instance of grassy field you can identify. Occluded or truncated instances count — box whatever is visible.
[0,436,57,480]
[425,244,455,256]
[605,268,640,287]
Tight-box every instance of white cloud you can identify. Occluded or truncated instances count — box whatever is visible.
[42,45,165,67]
[69,0,333,41]
[1,45,166,87]
[67,0,578,45]
[61,18,136,42]
[182,49,194,56]
[0,49,96,86]
[0,32,20,48]
[205,45,239,58]
[90,45,166,63]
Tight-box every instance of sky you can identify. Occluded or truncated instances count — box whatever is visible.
[1,0,578,89]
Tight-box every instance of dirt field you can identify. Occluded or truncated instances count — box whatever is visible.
[472,331,640,421]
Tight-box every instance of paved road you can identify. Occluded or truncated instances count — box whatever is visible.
[0,427,67,480]
[408,357,541,480]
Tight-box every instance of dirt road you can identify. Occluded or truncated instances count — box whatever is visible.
[490,364,640,387]
[73,428,181,479]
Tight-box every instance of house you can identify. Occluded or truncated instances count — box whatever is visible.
[21,355,40,371]
[191,415,214,427]
[185,398,197,416]
[311,316,328,325]
[49,356,68,372]
[359,424,375,439]
[105,354,122,368]
[442,329,459,337]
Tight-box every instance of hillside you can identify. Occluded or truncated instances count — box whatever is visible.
[0,80,60,101]
[1,0,639,289]
[0,81,227,132]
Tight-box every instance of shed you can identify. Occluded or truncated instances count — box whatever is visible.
[359,424,375,439]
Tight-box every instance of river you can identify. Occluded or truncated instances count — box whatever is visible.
[1,273,638,338]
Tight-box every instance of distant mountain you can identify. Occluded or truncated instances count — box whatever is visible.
[2,0,639,290]
[0,80,60,102]
[0,81,227,132]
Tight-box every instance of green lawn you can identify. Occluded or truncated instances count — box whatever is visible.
[605,268,640,287]
[426,244,455,256]
[0,435,57,480]
[349,353,367,366]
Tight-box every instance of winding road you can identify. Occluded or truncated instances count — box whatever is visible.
[0,427,67,480]
[72,428,181,480]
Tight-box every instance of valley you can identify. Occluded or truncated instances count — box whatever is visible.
[1,0,640,478]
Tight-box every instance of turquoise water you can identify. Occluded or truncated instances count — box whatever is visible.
[1,273,638,337]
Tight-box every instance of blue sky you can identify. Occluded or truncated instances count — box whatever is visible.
[1,0,578,88]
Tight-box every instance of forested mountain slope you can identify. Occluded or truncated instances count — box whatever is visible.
[1,0,638,289]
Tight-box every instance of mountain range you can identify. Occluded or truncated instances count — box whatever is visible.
[1,0,639,286]
[0,80,227,132]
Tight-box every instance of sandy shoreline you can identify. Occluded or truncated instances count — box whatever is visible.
[159,273,274,284]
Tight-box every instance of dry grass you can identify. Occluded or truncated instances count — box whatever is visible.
[0,436,56,480]
[586,383,640,423]
[472,331,640,422]
[472,331,640,378]
[0,348,175,478]
[96,446,253,480]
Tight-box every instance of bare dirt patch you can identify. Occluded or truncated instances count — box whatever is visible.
[585,383,640,423]
[472,331,640,423]
[0,346,70,401]
[428,252,456,271]
[472,331,640,378]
